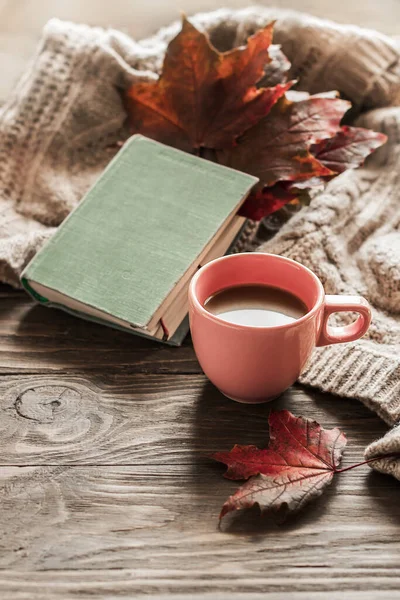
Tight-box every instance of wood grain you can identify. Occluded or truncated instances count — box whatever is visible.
[0,463,399,570]
[0,297,199,374]
[0,290,400,597]
[0,571,399,600]
[0,365,399,590]
[0,372,389,465]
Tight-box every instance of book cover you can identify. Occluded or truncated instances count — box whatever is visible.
[21,135,258,337]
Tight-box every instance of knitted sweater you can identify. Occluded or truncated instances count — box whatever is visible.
[1,7,399,478]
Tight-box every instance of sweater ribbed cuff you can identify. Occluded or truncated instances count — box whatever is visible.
[365,424,400,479]
[299,344,400,480]
[299,343,400,426]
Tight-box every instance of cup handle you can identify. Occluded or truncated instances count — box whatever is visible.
[317,295,372,347]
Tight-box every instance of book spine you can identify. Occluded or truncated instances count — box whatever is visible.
[20,277,49,304]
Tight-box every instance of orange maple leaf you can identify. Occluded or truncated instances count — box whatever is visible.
[125,18,293,151]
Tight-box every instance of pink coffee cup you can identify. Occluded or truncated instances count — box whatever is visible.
[188,252,371,404]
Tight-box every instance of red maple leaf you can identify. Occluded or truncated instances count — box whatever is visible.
[210,409,347,520]
[311,125,387,173]
[238,123,387,219]
[125,18,292,151]
[238,177,327,219]
[218,95,350,187]
[238,183,299,220]
[125,19,387,220]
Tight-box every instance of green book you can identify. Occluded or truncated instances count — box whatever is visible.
[21,135,258,344]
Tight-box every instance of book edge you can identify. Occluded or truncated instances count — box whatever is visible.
[21,219,251,346]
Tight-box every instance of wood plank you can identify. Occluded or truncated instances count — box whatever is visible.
[0,373,389,465]
[0,462,399,571]
[0,284,22,297]
[0,570,399,600]
[0,296,199,374]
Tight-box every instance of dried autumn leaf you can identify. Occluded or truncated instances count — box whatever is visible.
[126,18,292,151]
[125,19,387,222]
[210,409,347,520]
[238,183,299,220]
[311,125,387,173]
[240,174,334,218]
[218,95,351,187]
[240,124,387,219]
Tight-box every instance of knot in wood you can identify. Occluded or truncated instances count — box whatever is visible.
[14,385,82,423]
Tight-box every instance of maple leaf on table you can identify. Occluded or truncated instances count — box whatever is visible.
[125,18,293,151]
[210,409,347,521]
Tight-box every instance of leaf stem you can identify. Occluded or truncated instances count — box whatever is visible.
[334,453,400,473]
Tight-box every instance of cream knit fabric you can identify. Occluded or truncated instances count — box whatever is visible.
[1,7,399,477]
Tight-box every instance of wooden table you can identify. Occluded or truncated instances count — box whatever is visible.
[0,283,399,599]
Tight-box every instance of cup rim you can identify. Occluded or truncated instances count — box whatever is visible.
[188,252,325,332]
